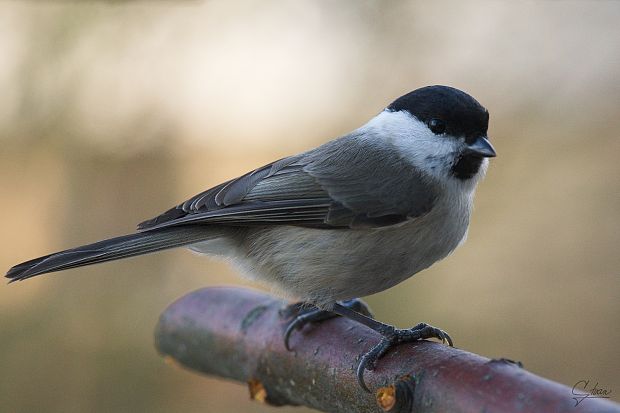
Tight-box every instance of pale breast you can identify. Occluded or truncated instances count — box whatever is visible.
[237,191,472,308]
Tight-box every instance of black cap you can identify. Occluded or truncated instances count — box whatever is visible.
[387,85,489,144]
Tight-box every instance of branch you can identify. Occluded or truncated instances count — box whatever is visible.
[155,287,619,413]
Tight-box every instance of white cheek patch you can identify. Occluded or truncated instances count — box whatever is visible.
[361,110,461,180]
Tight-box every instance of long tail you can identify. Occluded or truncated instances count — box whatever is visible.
[6,226,217,282]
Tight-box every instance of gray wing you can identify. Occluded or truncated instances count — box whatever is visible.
[138,132,438,231]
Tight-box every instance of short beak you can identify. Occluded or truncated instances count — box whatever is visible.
[466,136,496,158]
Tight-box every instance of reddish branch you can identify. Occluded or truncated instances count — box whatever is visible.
[155,287,619,413]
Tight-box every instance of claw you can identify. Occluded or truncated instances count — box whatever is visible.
[283,308,324,351]
[436,330,447,344]
[283,317,303,351]
[432,327,453,346]
[354,322,454,393]
[281,298,374,352]
[444,331,454,347]
[356,342,382,392]
[356,356,372,393]
[355,337,391,392]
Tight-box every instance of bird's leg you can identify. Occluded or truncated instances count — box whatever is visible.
[281,298,373,351]
[332,303,453,393]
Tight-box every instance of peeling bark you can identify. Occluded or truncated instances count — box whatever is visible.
[155,287,619,413]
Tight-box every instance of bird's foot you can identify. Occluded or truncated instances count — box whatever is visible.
[355,322,453,392]
[281,298,373,351]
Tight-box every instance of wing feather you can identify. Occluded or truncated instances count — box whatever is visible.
[138,132,438,231]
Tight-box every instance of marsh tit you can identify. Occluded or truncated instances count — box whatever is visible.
[7,85,496,392]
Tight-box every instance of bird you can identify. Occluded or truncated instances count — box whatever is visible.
[6,85,496,392]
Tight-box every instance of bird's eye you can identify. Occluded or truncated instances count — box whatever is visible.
[428,119,446,135]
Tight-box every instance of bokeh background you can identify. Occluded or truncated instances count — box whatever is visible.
[1,1,618,412]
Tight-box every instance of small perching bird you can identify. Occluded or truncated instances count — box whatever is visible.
[7,85,496,392]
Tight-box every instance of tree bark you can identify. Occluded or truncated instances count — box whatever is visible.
[155,287,619,413]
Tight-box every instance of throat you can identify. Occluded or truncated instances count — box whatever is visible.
[451,154,483,180]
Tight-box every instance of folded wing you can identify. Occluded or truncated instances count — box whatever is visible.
[138,132,438,231]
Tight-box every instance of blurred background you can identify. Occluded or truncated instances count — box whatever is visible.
[1,1,618,412]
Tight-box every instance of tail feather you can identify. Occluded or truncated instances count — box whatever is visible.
[6,227,216,282]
